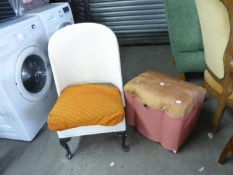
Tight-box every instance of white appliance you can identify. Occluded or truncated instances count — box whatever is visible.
[26,2,74,39]
[0,15,57,141]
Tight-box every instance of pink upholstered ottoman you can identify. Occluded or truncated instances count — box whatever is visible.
[124,71,206,152]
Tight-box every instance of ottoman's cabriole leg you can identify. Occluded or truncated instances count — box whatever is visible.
[59,137,73,159]
[121,132,130,152]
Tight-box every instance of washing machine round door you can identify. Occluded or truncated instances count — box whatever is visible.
[15,45,52,102]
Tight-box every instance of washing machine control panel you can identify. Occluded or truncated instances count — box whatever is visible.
[58,6,70,17]
[0,16,44,61]
[14,21,43,43]
[44,4,74,38]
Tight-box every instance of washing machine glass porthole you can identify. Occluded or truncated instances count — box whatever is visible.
[21,54,47,93]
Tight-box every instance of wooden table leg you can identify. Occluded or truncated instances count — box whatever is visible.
[218,136,233,164]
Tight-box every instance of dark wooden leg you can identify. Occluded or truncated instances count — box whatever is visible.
[231,141,233,158]
[120,132,130,152]
[171,58,176,65]
[170,58,185,80]
[59,137,73,159]
[212,100,226,133]
[178,73,186,81]
[218,136,233,164]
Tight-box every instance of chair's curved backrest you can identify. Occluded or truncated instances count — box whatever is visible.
[48,23,124,99]
[164,0,206,73]
[165,0,204,53]
[195,0,230,79]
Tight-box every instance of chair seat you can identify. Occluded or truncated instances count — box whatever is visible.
[204,70,233,100]
[48,84,125,131]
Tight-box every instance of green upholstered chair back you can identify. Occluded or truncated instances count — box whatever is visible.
[164,0,205,73]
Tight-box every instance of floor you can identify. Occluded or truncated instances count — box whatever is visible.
[0,45,233,175]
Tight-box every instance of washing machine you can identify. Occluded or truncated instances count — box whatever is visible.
[26,2,74,39]
[0,15,57,141]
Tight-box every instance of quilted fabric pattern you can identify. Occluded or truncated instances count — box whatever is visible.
[48,84,125,131]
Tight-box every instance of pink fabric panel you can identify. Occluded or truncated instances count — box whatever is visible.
[125,93,205,151]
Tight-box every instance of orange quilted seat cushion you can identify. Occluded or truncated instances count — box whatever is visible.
[47,84,125,131]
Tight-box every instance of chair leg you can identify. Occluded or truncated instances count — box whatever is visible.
[170,58,176,65]
[212,100,226,133]
[218,136,233,164]
[231,141,233,158]
[178,73,186,81]
[120,132,130,152]
[59,137,73,159]
[170,58,185,80]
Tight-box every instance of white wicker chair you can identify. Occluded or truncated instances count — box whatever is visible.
[48,23,129,159]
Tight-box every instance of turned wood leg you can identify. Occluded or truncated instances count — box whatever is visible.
[212,100,226,133]
[218,136,233,164]
[59,137,73,159]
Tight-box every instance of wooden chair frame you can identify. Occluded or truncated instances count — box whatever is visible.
[218,136,233,164]
[202,0,233,133]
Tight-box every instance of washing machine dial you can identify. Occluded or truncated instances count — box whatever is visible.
[31,24,36,30]
[58,10,63,17]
